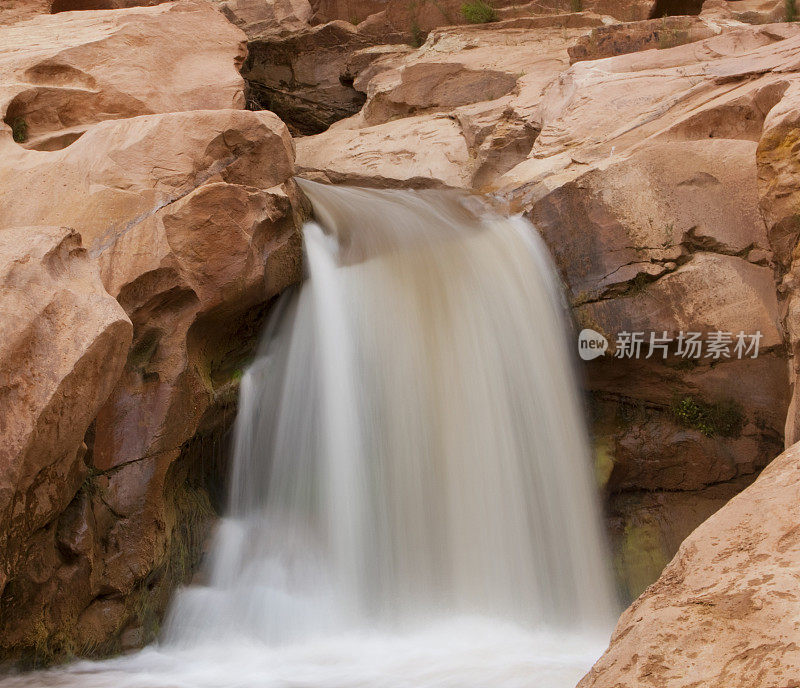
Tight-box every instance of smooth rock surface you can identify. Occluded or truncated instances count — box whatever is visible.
[0,0,246,151]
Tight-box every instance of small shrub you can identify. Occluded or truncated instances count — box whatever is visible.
[570,0,583,11]
[787,0,797,21]
[410,20,425,47]
[671,396,744,438]
[461,0,497,23]
[11,117,28,143]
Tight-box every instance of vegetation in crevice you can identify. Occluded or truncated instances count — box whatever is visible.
[670,396,744,438]
[461,0,497,23]
[11,117,28,144]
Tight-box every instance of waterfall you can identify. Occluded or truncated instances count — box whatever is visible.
[2,182,617,688]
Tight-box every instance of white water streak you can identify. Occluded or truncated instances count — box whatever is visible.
[0,182,617,688]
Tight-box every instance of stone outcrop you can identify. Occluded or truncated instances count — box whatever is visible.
[210,0,313,37]
[0,1,246,151]
[568,14,719,62]
[297,20,595,185]
[581,441,800,687]
[0,226,132,635]
[0,1,306,661]
[244,20,372,134]
[49,0,172,11]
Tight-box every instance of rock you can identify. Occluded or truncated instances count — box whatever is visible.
[503,24,800,175]
[352,24,581,125]
[317,0,645,38]
[530,139,770,301]
[210,0,313,38]
[0,0,50,23]
[0,1,246,151]
[758,83,800,445]
[0,226,132,648]
[243,20,372,134]
[0,108,306,660]
[568,15,721,63]
[50,0,172,12]
[608,476,755,600]
[580,441,800,687]
[723,0,787,23]
[297,113,474,187]
[297,22,588,185]
[0,0,307,659]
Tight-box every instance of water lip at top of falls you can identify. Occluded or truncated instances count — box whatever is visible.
[0,180,619,688]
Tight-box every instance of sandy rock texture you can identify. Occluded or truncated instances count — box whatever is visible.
[0,1,306,662]
[0,227,132,645]
[581,441,800,688]
[0,0,246,150]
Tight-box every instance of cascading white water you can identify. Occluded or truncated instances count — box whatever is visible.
[1,182,617,688]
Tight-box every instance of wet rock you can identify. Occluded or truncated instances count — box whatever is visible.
[581,441,800,687]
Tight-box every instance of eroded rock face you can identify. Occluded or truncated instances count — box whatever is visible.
[296,22,592,185]
[0,1,246,151]
[581,441,800,687]
[244,20,371,134]
[0,227,132,628]
[210,0,313,38]
[0,2,306,661]
[50,0,172,12]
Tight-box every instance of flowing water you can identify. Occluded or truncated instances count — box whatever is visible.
[1,182,617,688]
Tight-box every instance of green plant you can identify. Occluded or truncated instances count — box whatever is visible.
[570,0,583,11]
[461,0,497,23]
[11,117,28,143]
[787,0,797,21]
[670,396,744,438]
[410,19,425,47]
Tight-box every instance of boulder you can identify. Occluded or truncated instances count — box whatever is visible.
[0,0,307,659]
[0,0,246,151]
[608,476,755,599]
[0,108,306,659]
[0,0,50,23]
[0,226,132,649]
[758,83,800,445]
[580,441,800,687]
[297,112,474,187]
[210,0,313,37]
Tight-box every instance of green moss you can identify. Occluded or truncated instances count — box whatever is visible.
[594,437,615,488]
[670,396,744,438]
[614,518,669,601]
[11,117,28,144]
[461,0,497,23]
